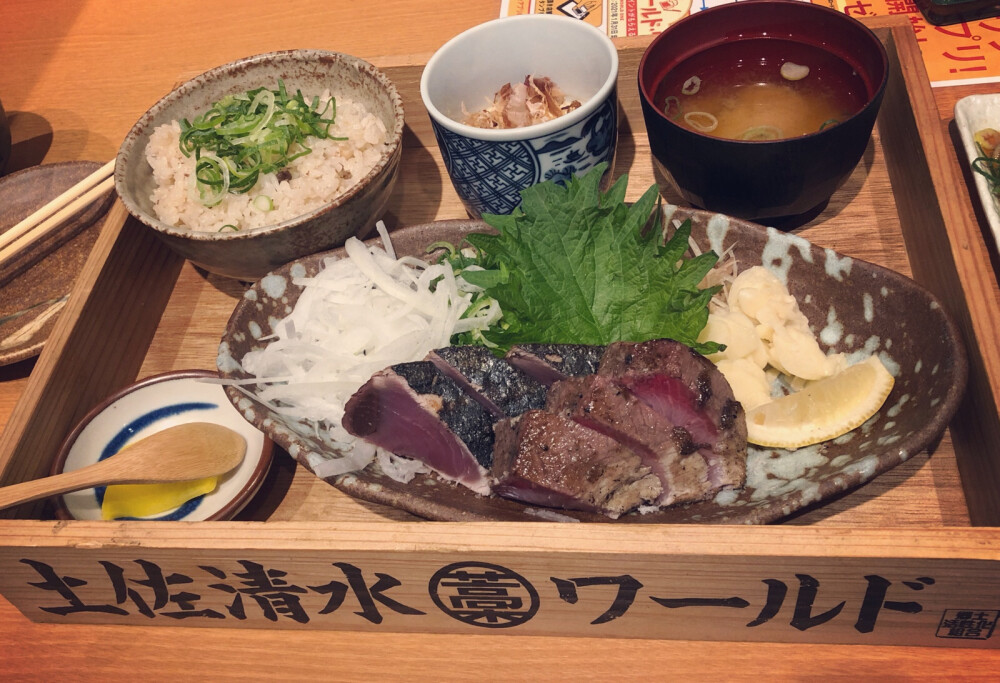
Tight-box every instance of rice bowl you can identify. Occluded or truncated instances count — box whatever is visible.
[146,96,390,233]
[116,49,404,281]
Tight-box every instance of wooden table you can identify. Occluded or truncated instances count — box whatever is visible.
[2,0,1000,677]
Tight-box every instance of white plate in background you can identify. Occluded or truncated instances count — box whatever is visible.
[955,93,1000,251]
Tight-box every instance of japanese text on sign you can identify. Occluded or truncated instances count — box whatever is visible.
[17,555,993,641]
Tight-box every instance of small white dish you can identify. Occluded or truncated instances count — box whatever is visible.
[51,369,273,521]
[954,93,1000,251]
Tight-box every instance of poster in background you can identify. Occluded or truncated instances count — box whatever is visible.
[500,0,1000,86]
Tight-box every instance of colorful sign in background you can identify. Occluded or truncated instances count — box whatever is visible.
[501,0,1000,86]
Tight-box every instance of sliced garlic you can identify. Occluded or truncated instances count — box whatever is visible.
[769,324,844,381]
[729,266,797,322]
[700,308,768,367]
[712,265,846,389]
[716,358,773,411]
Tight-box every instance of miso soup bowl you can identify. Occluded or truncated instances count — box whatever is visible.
[420,14,619,218]
[638,0,888,222]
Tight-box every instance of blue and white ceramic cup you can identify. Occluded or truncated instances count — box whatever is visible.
[420,15,619,218]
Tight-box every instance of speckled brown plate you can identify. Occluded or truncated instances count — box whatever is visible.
[0,161,114,366]
[219,211,968,524]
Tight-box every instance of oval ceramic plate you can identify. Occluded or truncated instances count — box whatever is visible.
[52,370,274,521]
[0,161,114,366]
[955,93,1000,252]
[219,211,968,524]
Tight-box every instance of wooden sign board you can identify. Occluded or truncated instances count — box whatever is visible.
[1,523,998,647]
[1,18,999,649]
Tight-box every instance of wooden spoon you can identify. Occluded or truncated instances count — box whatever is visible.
[0,422,247,511]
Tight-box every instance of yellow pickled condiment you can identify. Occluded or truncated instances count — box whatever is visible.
[101,476,218,520]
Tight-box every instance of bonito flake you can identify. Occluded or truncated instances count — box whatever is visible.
[463,75,582,129]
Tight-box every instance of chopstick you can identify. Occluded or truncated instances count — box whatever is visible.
[0,159,115,267]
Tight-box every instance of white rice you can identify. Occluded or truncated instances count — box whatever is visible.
[145,95,389,232]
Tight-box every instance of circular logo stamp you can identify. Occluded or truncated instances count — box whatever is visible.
[428,561,540,628]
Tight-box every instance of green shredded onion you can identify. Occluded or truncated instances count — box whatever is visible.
[973,155,1000,193]
[662,96,682,120]
[972,130,1000,198]
[681,76,701,95]
[253,195,274,212]
[684,111,718,133]
[739,125,783,141]
[218,224,239,232]
[426,240,459,257]
[818,119,841,131]
[428,240,507,348]
[179,79,345,206]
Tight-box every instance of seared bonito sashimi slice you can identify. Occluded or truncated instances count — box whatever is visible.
[492,409,663,518]
[426,345,548,418]
[599,339,747,491]
[342,361,495,494]
[546,374,713,507]
[504,343,605,386]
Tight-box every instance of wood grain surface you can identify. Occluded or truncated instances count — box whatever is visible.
[0,1,999,678]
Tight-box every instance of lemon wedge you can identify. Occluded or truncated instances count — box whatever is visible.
[745,355,895,449]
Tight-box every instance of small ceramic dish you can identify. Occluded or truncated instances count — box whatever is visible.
[0,161,115,366]
[51,369,274,521]
[954,93,1000,252]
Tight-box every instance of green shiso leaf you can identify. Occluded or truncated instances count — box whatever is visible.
[458,163,722,355]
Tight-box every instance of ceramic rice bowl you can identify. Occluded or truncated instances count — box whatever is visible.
[116,49,404,281]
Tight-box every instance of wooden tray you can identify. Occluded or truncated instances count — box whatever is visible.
[1,18,999,647]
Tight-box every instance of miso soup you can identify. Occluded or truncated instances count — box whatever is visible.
[654,38,869,141]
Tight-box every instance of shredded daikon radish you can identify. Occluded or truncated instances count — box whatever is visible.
[308,440,379,479]
[376,220,396,259]
[376,449,432,484]
[237,222,489,473]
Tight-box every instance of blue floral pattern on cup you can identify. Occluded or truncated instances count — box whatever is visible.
[432,89,618,217]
